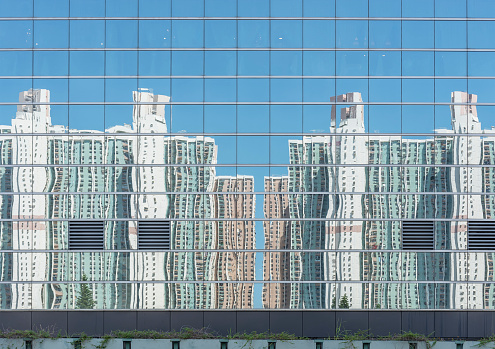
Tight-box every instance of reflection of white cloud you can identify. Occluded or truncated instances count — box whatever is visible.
[178,129,187,133]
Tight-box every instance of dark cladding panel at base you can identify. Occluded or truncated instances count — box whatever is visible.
[401,312,435,336]
[137,312,171,332]
[434,312,468,339]
[302,312,336,338]
[269,311,303,337]
[368,312,401,337]
[335,312,369,336]
[68,311,104,336]
[467,312,485,339]
[236,311,269,334]
[103,312,137,333]
[32,311,68,335]
[204,311,236,336]
[170,311,204,331]
[0,312,31,331]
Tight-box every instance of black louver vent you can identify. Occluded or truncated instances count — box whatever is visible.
[468,221,495,250]
[402,220,435,250]
[138,221,171,250]
[69,221,105,250]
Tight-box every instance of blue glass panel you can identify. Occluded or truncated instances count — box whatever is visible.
[238,0,269,16]
[139,20,171,48]
[171,79,203,102]
[205,79,236,102]
[238,51,269,76]
[336,51,368,76]
[139,0,171,17]
[35,0,68,17]
[402,21,434,48]
[107,0,137,16]
[468,0,495,17]
[238,20,269,48]
[271,20,302,48]
[336,20,367,48]
[70,0,105,16]
[70,51,105,75]
[0,0,32,17]
[402,0,433,17]
[172,51,204,76]
[303,0,335,17]
[336,0,367,17]
[435,52,467,77]
[271,0,302,17]
[205,51,236,76]
[402,52,434,76]
[402,79,434,103]
[270,79,302,102]
[34,20,68,48]
[436,21,467,49]
[468,21,495,49]
[172,20,204,48]
[435,0,466,17]
[271,51,302,76]
[238,79,269,102]
[139,51,171,76]
[205,0,236,16]
[369,51,401,76]
[303,79,335,102]
[303,51,335,76]
[468,52,495,77]
[205,20,237,48]
[369,0,401,17]
[106,20,138,48]
[34,51,68,76]
[70,20,105,48]
[369,21,401,49]
[0,52,32,76]
[172,0,204,16]
[303,20,334,48]
[106,51,138,76]
[0,21,32,48]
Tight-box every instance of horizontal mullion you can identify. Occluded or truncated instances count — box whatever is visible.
[0,101,492,105]
[0,164,491,168]
[0,218,481,222]
[3,75,495,79]
[0,191,492,195]
[0,47,494,52]
[0,132,489,137]
[1,248,488,252]
[0,280,488,285]
[0,17,492,20]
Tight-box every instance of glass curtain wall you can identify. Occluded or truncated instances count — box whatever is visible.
[0,0,493,310]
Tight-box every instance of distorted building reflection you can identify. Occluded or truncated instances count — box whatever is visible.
[3,88,495,309]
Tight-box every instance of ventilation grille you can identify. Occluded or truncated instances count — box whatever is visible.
[138,221,171,250]
[69,221,105,250]
[468,221,495,250]
[402,220,435,250]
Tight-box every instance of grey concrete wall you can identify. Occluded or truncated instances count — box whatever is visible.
[0,310,494,339]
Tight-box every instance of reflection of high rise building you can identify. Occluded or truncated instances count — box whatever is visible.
[263,90,495,310]
[3,88,258,310]
[211,175,255,309]
[262,176,290,309]
[287,136,330,309]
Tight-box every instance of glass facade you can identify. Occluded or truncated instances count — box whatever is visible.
[0,0,495,310]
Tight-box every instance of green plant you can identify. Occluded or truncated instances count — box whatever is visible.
[95,335,112,349]
[76,275,96,309]
[475,335,495,348]
[339,294,350,309]
[70,333,92,348]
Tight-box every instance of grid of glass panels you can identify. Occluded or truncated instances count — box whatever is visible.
[0,0,495,310]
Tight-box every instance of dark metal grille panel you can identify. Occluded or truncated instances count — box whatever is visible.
[68,221,105,250]
[138,221,171,250]
[468,221,495,250]
[402,221,435,250]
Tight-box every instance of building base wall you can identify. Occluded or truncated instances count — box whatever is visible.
[0,310,492,339]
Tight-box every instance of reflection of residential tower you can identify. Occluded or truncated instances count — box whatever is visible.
[211,175,256,309]
[262,176,291,309]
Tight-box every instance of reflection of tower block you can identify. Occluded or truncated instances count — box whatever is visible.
[331,92,364,128]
